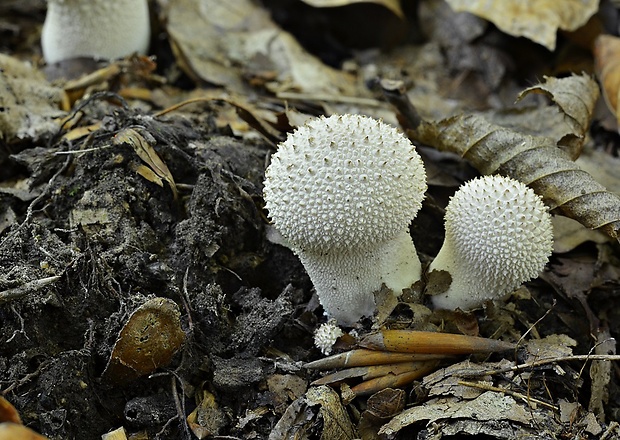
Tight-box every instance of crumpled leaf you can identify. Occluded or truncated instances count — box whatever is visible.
[300,0,403,18]
[594,34,620,122]
[445,0,599,51]
[305,386,357,440]
[0,53,65,143]
[411,74,620,241]
[166,0,357,95]
[113,127,178,200]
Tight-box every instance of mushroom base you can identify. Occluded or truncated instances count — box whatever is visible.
[296,230,421,325]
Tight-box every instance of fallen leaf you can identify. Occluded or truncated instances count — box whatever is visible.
[445,0,599,50]
[305,386,357,440]
[0,53,65,143]
[411,74,620,240]
[113,127,178,200]
[595,34,620,122]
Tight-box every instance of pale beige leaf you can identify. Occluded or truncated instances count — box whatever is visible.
[445,0,599,50]
[411,74,620,240]
[300,0,403,18]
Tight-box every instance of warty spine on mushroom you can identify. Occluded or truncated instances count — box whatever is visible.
[263,114,427,326]
[42,0,151,64]
[428,175,553,310]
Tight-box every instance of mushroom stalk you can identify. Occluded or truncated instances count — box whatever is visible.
[42,0,151,64]
[300,230,421,324]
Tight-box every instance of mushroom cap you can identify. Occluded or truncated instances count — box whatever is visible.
[263,114,427,253]
[42,0,151,64]
[430,175,553,310]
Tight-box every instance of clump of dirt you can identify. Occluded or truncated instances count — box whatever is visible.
[0,101,315,438]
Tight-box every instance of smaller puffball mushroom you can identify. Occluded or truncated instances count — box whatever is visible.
[428,175,553,310]
[42,0,151,64]
[263,114,427,325]
[314,320,344,355]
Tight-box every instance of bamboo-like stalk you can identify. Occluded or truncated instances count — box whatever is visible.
[360,330,515,354]
[304,349,452,370]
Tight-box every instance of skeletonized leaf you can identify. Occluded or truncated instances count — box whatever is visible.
[410,75,620,240]
[445,0,599,51]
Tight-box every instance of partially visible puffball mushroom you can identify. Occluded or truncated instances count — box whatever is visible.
[42,0,151,64]
[428,175,553,310]
[263,114,427,325]
[314,320,344,355]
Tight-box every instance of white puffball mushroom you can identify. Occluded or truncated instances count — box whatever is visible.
[429,175,553,310]
[263,114,427,325]
[42,0,151,64]
[314,320,344,355]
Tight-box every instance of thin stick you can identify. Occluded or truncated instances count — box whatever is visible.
[458,380,558,411]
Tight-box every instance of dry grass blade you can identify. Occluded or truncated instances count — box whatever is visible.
[410,74,620,240]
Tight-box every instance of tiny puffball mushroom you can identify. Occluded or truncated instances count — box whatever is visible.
[263,114,427,325]
[42,0,151,64]
[314,320,344,355]
[428,175,553,310]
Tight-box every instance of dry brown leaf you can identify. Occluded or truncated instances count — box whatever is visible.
[300,0,403,18]
[166,0,358,95]
[411,74,620,240]
[516,74,599,159]
[445,0,599,50]
[305,386,357,440]
[113,127,178,200]
[594,34,620,122]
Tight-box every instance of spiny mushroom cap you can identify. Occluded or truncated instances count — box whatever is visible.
[263,114,427,253]
[42,0,150,64]
[431,175,553,309]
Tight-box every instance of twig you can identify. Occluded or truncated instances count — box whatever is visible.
[458,354,620,377]
[0,276,61,305]
[458,380,558,411]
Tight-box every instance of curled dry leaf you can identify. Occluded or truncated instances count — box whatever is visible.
[445,0,599,51]
[594,34,620,122]
[411,74,620,241]
[300,0,403,18]
[0,423,48,440]
[113,127,178,200]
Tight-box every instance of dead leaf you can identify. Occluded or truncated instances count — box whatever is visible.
[0,423,48,440]
[516,74,599,159]
[166,0,358,95]
[299,0,403,18]
[445,0,599,50]
[187,390,227,439]
[595,34,620,122]
[305,386,357,440]
[113,127,178,200]
[411,74,620,240]
[0,53,65,143]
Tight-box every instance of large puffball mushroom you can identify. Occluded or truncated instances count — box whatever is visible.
[428,175,553,310]
[42,0,151,64]
[263,114,427,326]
